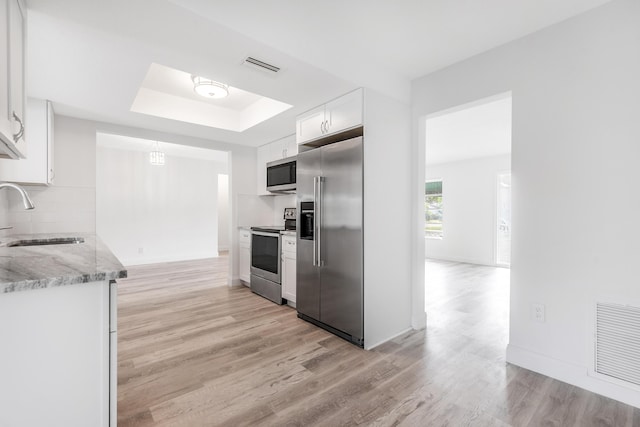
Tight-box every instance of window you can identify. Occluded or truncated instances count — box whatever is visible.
[425,180,443,239]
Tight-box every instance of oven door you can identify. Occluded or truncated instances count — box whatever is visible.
[250,231,281,283]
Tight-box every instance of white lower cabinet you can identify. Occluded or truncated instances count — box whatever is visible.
[281,234,296,305]
[0,281,114,427]
[239,228,251,285]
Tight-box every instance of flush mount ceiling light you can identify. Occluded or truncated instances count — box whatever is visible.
[191,75,229,99]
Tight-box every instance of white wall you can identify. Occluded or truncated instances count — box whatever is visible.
[363,88,413,349]
[217,174,229,251]
[425,154,510,266]
[412,0,640,407]
[96,142,226,265]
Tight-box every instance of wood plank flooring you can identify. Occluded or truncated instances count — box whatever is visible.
[117,256,640,426]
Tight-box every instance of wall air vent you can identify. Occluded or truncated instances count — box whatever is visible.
[595,302,640,387]
[243,57,281,74]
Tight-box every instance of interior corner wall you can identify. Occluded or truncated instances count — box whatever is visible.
[425,154,510,266]
[412,0,640,408]
[363,88,413,349]
[217,174,230,251]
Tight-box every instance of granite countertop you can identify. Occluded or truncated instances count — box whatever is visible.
[0,233,127,294]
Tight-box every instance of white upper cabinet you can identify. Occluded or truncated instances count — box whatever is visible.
[296,88,363,145]
[0,0,27,159]
[296,105,325,145]
[0,98,55,184]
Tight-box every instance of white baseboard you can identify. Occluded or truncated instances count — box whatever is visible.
[365,326,413,351]
[506,344,640,409]
[230,277,248,287]
[122,251,219,266]
[412,311,426,330]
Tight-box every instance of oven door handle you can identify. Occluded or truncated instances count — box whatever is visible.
[251,230,280,238]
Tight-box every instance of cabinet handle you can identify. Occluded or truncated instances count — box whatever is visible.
[320,121,325,134]
[12,112,24,142]
[49,169,55,182]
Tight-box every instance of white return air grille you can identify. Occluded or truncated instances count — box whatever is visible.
[595,302,640,386]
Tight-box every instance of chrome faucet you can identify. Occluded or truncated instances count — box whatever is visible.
[0,182,35,210]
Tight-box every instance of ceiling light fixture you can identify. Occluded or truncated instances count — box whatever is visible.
[191,75,229,99]
[150,141,165,166]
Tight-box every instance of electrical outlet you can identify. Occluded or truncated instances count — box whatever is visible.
[532,303,545,323]
[138,247,144,254]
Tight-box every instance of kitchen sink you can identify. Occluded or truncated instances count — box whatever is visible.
[5,237,85,247]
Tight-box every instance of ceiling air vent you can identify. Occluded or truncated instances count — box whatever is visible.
[243,57,281,74]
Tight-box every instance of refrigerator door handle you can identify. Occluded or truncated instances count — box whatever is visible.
[313,176,318,266]
[317,176,324,267]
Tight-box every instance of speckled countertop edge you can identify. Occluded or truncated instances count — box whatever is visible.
[0,233,127,294]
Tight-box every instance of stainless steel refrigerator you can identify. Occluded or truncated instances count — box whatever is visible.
[297,135,364,347]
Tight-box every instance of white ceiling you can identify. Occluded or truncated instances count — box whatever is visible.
[130,63,292,132]
[25,0,613,148]
[426,94,512,165]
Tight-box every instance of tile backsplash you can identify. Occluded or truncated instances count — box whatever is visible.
[4,185,95,235]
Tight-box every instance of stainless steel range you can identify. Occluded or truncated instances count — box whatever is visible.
[249,208,296,305]
[250,226,284,304]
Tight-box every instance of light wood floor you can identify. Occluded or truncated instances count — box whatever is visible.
[117,256,640,426]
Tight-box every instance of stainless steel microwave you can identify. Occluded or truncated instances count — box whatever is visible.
[266,156,296,192]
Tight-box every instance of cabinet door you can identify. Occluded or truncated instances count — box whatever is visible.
[0,282,110,427]
[282,134,297,158]
[296,105,325,144]
[325,89,363,136]
[239,245,251,284]
[0,98,51,183]
[7,0,25,156]
[282,253,296,303]
[282,236,296,303]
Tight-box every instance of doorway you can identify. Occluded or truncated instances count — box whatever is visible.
[424,92,512,348]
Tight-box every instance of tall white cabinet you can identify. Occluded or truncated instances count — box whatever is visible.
[0,0,27,159]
